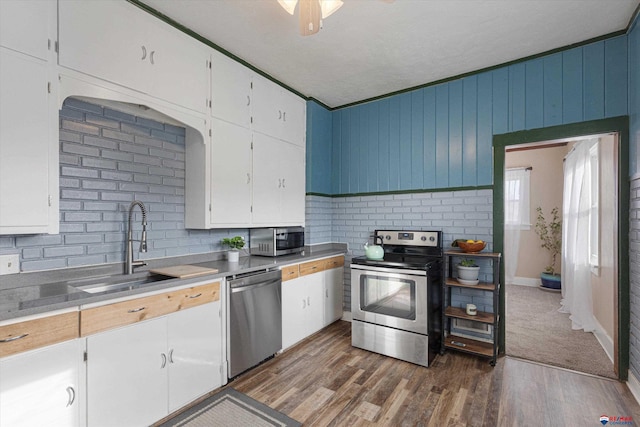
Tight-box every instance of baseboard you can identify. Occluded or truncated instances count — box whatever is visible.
[341,311,352,322]
[508,276,541,287]
[592,316,615,363]
[627,371,640,406]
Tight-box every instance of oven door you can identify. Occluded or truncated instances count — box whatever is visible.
[351,264,428,335]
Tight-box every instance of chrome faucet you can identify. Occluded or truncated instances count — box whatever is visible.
[126,200,148,274]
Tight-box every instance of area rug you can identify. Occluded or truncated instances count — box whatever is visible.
[506,284,616,379]
[159,388,302,427]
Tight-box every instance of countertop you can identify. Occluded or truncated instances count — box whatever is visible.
[0,245,347,322]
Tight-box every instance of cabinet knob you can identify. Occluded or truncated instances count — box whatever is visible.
[247,95,251,106]
[282,111,286,122]
[141,45,147,60]
[150,51,155,65]
[160,353,167,369]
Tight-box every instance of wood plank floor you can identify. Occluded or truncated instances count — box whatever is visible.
[230,321,640,426]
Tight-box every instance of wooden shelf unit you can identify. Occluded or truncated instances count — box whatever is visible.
[441,249,501,366]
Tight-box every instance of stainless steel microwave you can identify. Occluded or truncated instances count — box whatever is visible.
[250,227,305,257]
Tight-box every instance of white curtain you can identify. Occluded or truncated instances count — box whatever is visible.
[504,168,531,284]
[560,139,598,331]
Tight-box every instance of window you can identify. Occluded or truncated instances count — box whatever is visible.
[589,143,599,273]
[505,168,531,229]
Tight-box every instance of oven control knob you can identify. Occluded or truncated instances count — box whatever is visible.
[429,236,436,242]
[421,236,427,241]
[385,235,391,240]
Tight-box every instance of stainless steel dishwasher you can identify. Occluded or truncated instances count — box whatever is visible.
[227,269,282,378]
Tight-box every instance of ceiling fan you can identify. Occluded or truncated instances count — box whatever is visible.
[278,0,395,36]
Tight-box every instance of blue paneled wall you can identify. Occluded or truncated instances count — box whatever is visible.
[307,35,630,194]
[631,16,640,174]
[306,101,333,194]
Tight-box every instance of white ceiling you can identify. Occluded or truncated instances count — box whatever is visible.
[140,0,639,108]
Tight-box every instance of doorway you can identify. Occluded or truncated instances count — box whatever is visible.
[503,137,616,378]
[493,116,630,380]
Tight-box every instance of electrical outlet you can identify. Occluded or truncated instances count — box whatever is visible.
[0,254,19,275]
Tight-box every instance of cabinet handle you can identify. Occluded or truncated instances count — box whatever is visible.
[282,111,286,122]
[326,289,329,298]
[282,178,285,188]
[302,299,306,309]
[160,353,167,369]
[247,95,251,106]
[0,333,28,343]
[66,386,76,407]
[127,307,146,313]
[247,173,251,184]
[307,296,311,306]
[188,293,202,299]
[150,50,155,65]
[278,110,282,120]
[278,179,282,188]
[168,349,174,364]
[141,45,147,60]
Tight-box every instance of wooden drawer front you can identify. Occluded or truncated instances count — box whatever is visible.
[299,260,324,277]
[174,282,220,310]
[81,292,179,337]
[324,256,344,270]
[0,312,79,358]
[281,265,300,282]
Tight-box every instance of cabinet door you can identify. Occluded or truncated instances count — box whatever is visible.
[252,132,283,225]
[282,277,308,349]
[0,48,54,234]
[167,302,222,412]
[211,50,252,127]
[305,272,325,336]
[86,318,168,427]
[324,267,344,326]
[0,340,82,427]
[58,1,147,92]
[0,0,54,60]
[251,74,280,138]
[147,20,209,114]
[279,142,306,225]
[210,118,252,226]
[279,90,306,146]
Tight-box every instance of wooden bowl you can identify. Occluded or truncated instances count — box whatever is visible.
[458,241,486,253]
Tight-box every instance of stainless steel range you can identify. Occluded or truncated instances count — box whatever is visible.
[350,230,443,367]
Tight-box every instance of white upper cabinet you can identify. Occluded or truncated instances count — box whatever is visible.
[210,50,252,128]
[252,133,305,226]
[0,1,58,235]
[252,74,306,147]
[0,0,54,60]
[209,118,253,226]
[58,0,209,114]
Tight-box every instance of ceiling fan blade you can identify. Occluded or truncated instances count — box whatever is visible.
[299,0,322,36]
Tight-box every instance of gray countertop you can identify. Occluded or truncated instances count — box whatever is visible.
[0,245,347,322]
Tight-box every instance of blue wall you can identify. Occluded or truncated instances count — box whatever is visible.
[305,101,333,194]
[631,15,640,174]
[306,35,630,194]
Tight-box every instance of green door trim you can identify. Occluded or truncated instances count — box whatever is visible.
[493,116,630,380]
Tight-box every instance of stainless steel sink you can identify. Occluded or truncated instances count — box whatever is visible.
[70,273,171,295]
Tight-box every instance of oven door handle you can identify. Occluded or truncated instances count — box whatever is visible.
[350,264,428,276]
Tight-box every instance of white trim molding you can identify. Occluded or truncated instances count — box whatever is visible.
[592,316,614,363]
[508,277,541,287]
[627,371,640,406]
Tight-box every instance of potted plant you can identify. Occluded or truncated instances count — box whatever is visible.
[456,258,480,284]
[221,236,245,262]
[534,206,562,290]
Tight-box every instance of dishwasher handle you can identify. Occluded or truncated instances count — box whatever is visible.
[230,277,280,294]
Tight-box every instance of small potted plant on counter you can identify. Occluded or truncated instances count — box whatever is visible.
[456,258,480,285]
[221,236,245,262]
[534,206,562,290]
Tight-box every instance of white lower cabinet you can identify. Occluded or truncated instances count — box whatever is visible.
[323,266,344,326]
[282,274,324,350]
[86,301,222,427]
[0,339,83,427]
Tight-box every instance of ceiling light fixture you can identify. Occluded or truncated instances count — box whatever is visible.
[278,0,344,36]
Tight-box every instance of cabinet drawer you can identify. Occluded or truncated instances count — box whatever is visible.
[323,256,344,270]
[174,282,220,310]
[0,312,79,358]
[299,260,324,277]
[81,291,179,336]
[281,265,300,282]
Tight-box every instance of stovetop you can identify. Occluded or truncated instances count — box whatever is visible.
[351,229,444,271]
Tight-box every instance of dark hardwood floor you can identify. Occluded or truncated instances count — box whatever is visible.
[230,321,640,426]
